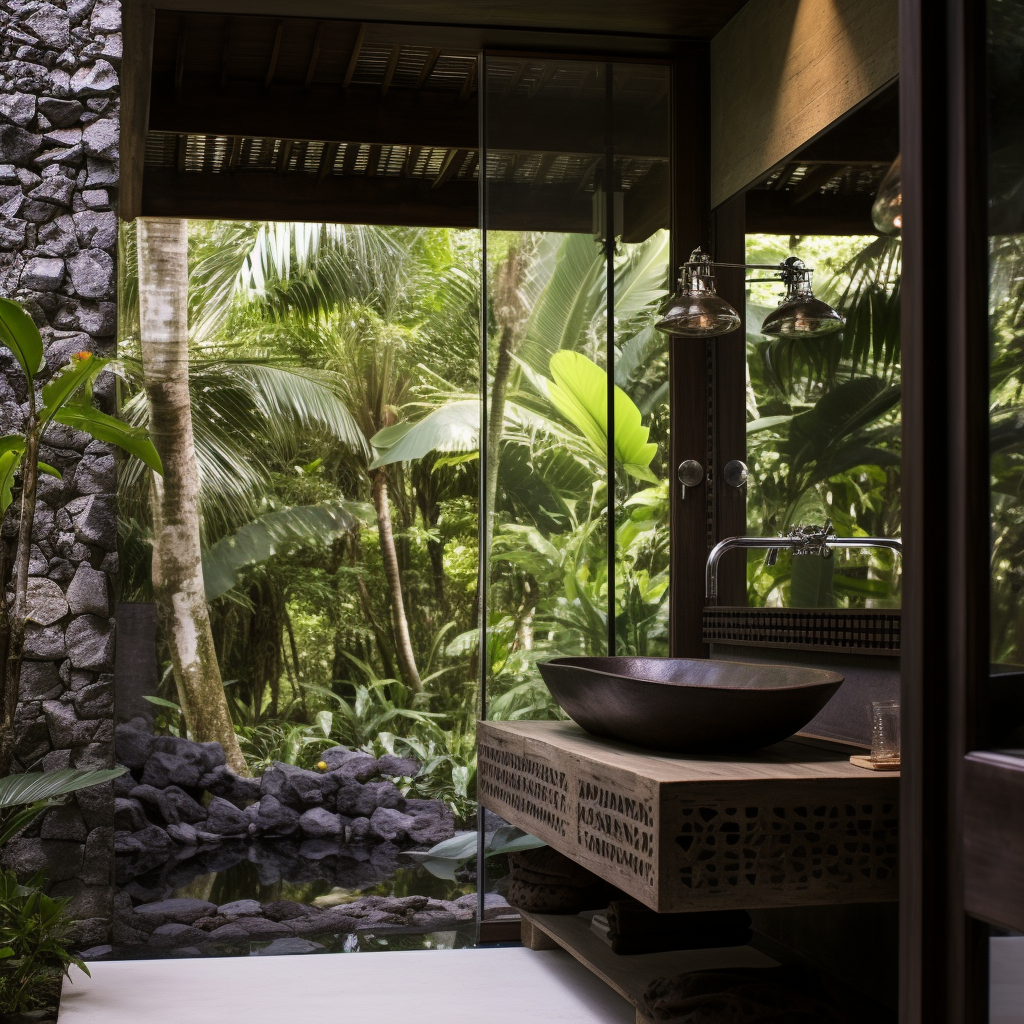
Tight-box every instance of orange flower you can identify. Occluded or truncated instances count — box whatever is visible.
[74,350,92,361]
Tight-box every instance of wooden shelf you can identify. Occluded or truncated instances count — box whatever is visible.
[479,720,899,911]
[519,911,777,1024]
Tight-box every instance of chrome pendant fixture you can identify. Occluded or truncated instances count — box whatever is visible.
[655,249,845,340]
[654,249,741,337]
[760,256,846,338]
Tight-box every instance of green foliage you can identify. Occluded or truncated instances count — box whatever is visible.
[745,234,903,609]
[0,871,88,1015]
[202,502,361,600]
[0,298,45,382]
[0,769,127,849]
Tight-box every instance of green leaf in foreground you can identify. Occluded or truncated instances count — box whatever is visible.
[546,350,658,482]
[52,405,163,474]
[0,768,127,810]
[0,297,45,382]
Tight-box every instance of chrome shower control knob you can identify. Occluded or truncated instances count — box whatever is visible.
[677,460,704,499]
[724,460,749,488]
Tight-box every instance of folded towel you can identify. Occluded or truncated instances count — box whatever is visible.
[643,965,846,1024]
[606,900,752,955]
[506,848,622,913]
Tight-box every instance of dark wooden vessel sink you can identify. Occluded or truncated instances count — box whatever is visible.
[538,656,844,753]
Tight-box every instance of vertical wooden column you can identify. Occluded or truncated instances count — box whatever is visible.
[120,2,156,221]
[899,0,990,1020]
[668,43,712,659]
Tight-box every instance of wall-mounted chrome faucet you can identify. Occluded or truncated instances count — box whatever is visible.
[705,521,903,603]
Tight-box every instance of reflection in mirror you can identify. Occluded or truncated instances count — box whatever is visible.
[743,234,902,610]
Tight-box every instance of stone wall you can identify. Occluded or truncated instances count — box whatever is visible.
[0,0,120,946]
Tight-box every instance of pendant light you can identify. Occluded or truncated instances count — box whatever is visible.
[760,257,846,338]
[871,154,902,235]
[654,250,741,337]
[655,249,845,339]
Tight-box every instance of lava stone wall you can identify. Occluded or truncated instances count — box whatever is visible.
[0,0,121,947]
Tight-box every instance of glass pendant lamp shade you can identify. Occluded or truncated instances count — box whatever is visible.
[655,250,741,337]
[871,154,902,235]
[760,257,845,338]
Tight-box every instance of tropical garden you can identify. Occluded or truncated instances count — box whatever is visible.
[112,222,907,799]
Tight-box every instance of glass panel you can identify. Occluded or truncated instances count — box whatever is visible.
[612,64,672,657]
[478,53,670,908]
[989,0,1024,752]
[743,233,902,609]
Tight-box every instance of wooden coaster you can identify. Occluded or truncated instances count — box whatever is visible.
[850,754,900,771]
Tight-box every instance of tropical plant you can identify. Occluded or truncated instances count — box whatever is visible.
[405,826,546,881]
[0,768,127,850]
[0,297,161,777]
[0,870,88,1016]
[744,234,903,608]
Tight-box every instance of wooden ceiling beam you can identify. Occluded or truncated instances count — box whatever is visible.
[264,21,283,89]
[227,135,242,172]
[366,143,382,176]
[381,46,401,97]
[342,23,366,89]
[434,147,468,187]
[459,59,476,101]
[745,189,877,235]
[789,163,842,204]
[342,142,360,177]
[318,140,339,182]
[403,145,420,177]
[276,138,293,173]
[142,168,598,233]
[304,21,324,90]
[175,23,186,94]
[149,82,668,158]
[416,48,440,88]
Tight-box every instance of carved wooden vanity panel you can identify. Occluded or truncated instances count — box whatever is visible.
[478,720,898,911]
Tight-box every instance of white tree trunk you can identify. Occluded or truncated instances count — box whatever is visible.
[137,218,248,775]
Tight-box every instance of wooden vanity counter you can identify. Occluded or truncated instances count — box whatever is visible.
[478,719,898,911]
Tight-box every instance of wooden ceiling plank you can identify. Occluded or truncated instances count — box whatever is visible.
[342,23,366,90]
[772,163,796,191]
[530,61,557,99]
[403,145,421,177]
[264,20,283,89]
[462,149,479,178]
[433,147,468,187]
[304,21,324,90]
[572,155,601,198]
[318,140,339,182]
[416,48,441,88]
[175,133,186,173]
[294,139,309,172]
[381,46,400,97]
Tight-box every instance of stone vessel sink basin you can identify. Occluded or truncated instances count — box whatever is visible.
[538,656,844,754]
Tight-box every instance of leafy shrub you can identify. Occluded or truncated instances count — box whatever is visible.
[0,871,89,1015]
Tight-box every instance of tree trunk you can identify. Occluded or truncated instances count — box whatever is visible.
[0,401,36,777]
[370,467,421,691]
[483,246,531,580]
[137,218,249,776]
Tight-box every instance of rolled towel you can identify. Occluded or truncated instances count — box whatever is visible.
[606,900,752,955]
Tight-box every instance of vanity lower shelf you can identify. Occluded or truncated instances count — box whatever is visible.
[519,910,777,1024]
[478,719,899,911]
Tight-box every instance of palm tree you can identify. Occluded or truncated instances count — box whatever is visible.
[136,218,248,773]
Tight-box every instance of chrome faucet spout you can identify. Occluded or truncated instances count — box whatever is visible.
[705,531,903,603]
